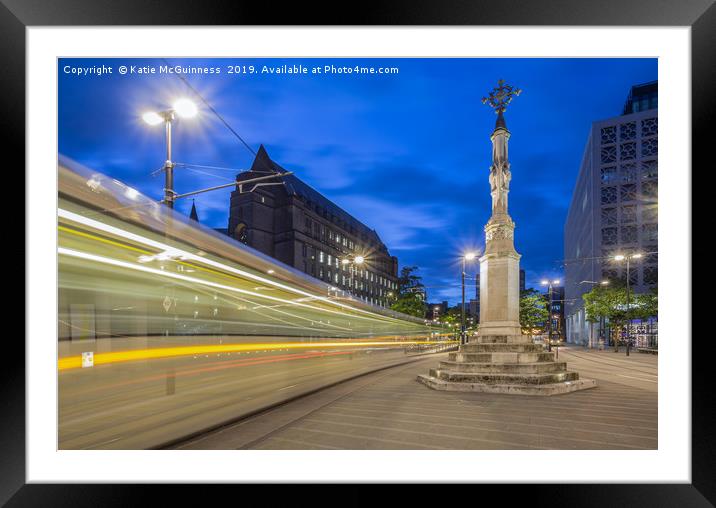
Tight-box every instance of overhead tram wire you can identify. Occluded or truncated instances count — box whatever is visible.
[161,58,287,176]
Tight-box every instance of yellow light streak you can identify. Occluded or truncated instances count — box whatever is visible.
[58,338,458,371]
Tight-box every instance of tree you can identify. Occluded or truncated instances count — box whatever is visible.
[390,292,427,318]
[519,289,548,339]
[582,281,629,352]
[390,266,427,318]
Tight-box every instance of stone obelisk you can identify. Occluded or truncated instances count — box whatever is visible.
[418,80,596,395]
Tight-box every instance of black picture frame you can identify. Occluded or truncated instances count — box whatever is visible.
[4,0,711,504]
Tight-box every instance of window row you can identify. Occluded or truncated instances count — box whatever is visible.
[601,223,658,245]
[601,266,657,286]
[600,138,658,164]
[600,118,657,146]
[600,181,657,204]
[601,204,657,226]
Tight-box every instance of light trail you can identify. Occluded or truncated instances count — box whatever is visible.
[59,208,409,323]
[58,338,458,370]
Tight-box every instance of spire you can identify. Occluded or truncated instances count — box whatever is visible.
[250,144,278,173]
[494,110,507,131]
[189,199,199,222]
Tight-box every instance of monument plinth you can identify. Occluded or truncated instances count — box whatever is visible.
[418,80,596,395]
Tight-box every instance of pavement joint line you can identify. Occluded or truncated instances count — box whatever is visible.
[335,393,659,409]
[295,416,653,449]
[169,355,441,450]
[559,351,658,375]
[255,437,340,450]
[274,426,544,450]
[234,359,435,450]
[314,408,659,434]
[326,399,658,422]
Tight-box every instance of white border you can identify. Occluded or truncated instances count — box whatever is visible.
[27,27,691,483]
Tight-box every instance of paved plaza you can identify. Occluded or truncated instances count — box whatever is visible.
[174,346,657,450]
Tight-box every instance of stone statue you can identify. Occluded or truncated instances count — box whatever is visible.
[482,79,521,216]
[489,161,511,214]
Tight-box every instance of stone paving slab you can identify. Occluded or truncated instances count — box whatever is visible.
[175,347,657,450]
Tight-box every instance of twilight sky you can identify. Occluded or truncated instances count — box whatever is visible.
[58,57,657,305]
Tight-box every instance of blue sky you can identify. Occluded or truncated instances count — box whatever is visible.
[58,58,657,304]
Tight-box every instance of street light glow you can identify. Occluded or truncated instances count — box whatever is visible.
[142,111,164,125]
[541,280,549,285]
[600,280,610,285]
[341,258,350,265]
[614,254,625,261]
[553,279,560,285]
[464,252,477,261]
[632,253,643,259]
[173,98,198,118]
[354,256,365,264]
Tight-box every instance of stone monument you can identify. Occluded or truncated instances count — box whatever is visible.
[418,80,596,395]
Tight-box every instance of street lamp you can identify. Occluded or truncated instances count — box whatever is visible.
[142,98,198,209]
[613,252,642,356]
[461,251,478,345]
[540,278,560,352]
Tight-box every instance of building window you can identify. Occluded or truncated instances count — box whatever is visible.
[621,225,638,244]
[620,121,636,141]
[602,227,618,245]
[643,266,658,285]
[601,146,616,164]
[620,142,636,161]
[621,205,637,224]
[620,184,637,202]
[642,204,658,223]
[602,208,617,226]
[642,138,658,157]
[602,268,618,280]
[642,223,658,243]
[601,186,617,205]
[641,159,658,180]
[642,180,658,200]
[305,218,311,232]
[642,117,658,137]
[600,166,617,184]
[601,126,616,145]
[302,243,307,257]
[620,162,637,183]
[319,250,324,263]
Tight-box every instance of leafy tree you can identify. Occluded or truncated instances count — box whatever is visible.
[520,289,549,338]
[583,280,630,352]
[390,266,427,318]
[397,266,425,295]
[633,287,658,321]
[390,292,427,318]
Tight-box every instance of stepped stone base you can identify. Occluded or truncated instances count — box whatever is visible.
[417,335,596,396]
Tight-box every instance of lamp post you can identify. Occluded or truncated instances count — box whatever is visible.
[341,255,365,298]
[540,279,560,352]
[614,253,642,356]
[142,98,198,209]
[461,252,478,345]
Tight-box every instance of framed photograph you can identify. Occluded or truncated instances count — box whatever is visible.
[7,0,712,503]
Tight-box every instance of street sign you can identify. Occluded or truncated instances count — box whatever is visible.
[163,295,172,312]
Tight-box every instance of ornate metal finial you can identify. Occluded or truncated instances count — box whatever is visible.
[481,79,522,114]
